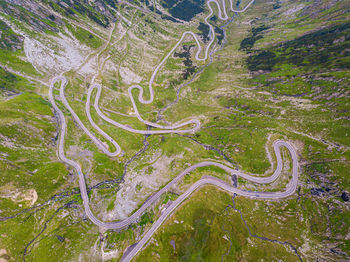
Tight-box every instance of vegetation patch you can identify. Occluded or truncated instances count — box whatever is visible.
[161,0,206,21]
[173,45,197,80]
[136,186,299,261]
[247,22,350,72]
[0,20,24,51]
[65,20,103,49]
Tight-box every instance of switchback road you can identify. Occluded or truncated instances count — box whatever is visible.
[47,1,301,261]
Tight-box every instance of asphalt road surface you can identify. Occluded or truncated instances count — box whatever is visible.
[47,1,300,261]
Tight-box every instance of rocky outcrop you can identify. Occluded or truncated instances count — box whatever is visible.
[0,20,23,51]
[341,191,349,202]
[0,0,61,33]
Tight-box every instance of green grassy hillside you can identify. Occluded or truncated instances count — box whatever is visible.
[0,0,349,261]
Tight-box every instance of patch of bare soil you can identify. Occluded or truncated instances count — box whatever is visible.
[0,184,38,207]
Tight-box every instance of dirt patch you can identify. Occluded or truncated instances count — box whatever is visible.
[0,248,8,262]
[101,248,119,261]
[0,134,15,149]
[77,56,98,76]
[24,31,89,75]
[105,151,180,220]
[67,145,93,158]
[290,139,304,156]
[0,184,38,207]
[23,189,38,206]
[119,66,142,85]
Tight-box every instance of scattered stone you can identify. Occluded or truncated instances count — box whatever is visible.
[330,247,348,256]
[0,20,24,51]
[170,240,176,252]
[231,174,237,188]
[119,66,143,85]
[56,235,65,243]
[310,188,324,197]
[341,191,349,202]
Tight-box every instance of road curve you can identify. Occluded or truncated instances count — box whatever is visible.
[88,83,201,134]
[125,0,255,130]
[48,80,299,231]
[50,81,299,233]
[51,76,200,157]
[122,142,298,262]
[127,0,256,106]
[46,0,300,260]
[47,0,287,232]
[53,0,256,155]
[54,76,122,157]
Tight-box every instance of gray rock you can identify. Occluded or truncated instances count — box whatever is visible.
[56,235,65,242]
[341,191,349,202]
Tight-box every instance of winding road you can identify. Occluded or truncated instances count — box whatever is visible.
[47,0,301,261]
[120,140,298,262]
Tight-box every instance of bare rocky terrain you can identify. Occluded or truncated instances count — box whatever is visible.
[0,0,349,261]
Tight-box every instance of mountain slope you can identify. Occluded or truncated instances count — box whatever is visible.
[0,0,349,261]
